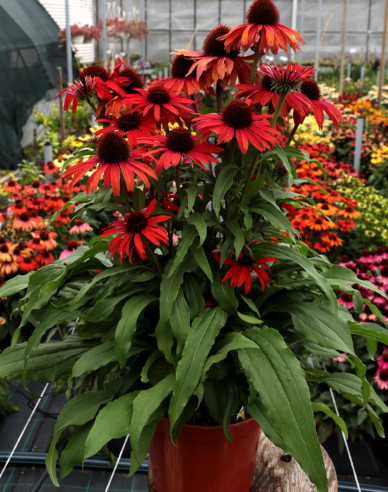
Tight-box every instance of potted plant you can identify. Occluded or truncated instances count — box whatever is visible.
[1,1,388,491]
[57,24,101,44]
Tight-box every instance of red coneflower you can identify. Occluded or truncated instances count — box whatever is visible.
[213,249,276,294]
[173,25,252,89]
[18,257,38,272]
[3,179,21,193]
[320,232,344,248]
[56,76,97,113]
[43,161,59,175]
[62,132,157,196]
[375,367,388,390]
[9,200,26,215]
[96,112,157,146]
[36,229,58,251]
[306,216,334,231]
[123,86,194,129]
[156,55,204,96]
[60,239,82,260]
[12,213,38,231]
[293,78,342,129]
[105,66,145,115]
[194,100,279,154]
[101,199,170,263]
[54,210,72,226]
[69,219,93,234]
[139,127,223,172]
[35,250,55,267]
[218,0,304,54]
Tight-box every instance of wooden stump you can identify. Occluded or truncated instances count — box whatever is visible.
[148,433,337,492]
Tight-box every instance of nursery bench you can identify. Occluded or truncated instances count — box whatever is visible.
[148,432,338,492]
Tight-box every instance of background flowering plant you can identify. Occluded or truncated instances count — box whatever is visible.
[1,1,388,491]
[57,24,102,43]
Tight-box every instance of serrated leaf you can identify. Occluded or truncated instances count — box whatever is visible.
[46,391,113,486]
[239,326,328,492]
[83,392,139,459]
[129,373,175,475]
[168,308,227,431]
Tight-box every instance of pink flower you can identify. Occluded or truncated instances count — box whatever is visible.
[60,240,81,259]
[337,292,353,309]
[332,354,347,363]
[377,349,388,370]
[69,220,93,234]
[375,367,388,390]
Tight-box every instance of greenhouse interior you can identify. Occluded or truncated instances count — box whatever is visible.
[1,0,388,491]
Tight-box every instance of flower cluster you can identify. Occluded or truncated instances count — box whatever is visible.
[104,17,149,39]
[57,24,102,42]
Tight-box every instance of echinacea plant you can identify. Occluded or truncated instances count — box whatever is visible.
[1,1,388,491]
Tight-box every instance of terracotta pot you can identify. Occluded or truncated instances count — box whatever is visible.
[149,417,261,492]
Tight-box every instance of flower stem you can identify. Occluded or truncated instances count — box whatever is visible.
[270,92,287,128]
[249,48,262,84]
[120,178,133,213]
[239,156,261,209]
[85,95,97,113]
[146,244,162,279]
[216,81,223,114]
[286,123,300,146]
[176,164,182,204]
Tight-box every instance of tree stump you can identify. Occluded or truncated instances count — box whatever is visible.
[148,433,337,492]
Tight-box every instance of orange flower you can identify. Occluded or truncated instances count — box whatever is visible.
[306,216,334,231]
[12,213,38,231]
[320,232,344,247]
[337,205,361,219]
[0,257,18,277]
[316,202,338,216]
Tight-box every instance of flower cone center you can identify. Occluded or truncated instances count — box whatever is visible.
[166,128,194,153]
[147,87,171,104]
[301,79,321,101]
[238,255,254,267]
[0,244,9,253]
[222,101,253,129]
[19,213,30,222]
[67,240,79,251]
[120,68,144,93]
[203,25,239,58]
[117,113,141,131]
[171,55,195,78]
[79,65,109,83]
[381,265,388,277]
[97,132,130,163]
[75,219,84,226]
[125,211,148,234]
[379,369,388,381]
[247,0,280,25]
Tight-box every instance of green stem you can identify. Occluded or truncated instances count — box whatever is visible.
[146,244,162,279]
[286,123,300,146]
[85,95,97,113]
[270,92,288,128]
[120,178,133,213]
[239,156,261,210]
[176,164,182,204]
[216,81,224,114]
[249,49,262,84]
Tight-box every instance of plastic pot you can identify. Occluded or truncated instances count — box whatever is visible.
[150,417,261,492]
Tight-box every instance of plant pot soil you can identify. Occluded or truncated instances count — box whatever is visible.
[149,417,261,492]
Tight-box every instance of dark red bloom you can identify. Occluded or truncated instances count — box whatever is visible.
[101,199,170,263]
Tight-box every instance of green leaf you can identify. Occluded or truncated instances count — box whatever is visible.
[129,373,175,475]
[59,422,93,479]
[349,322,388,346]
[323,265,387,300]
[251,201,295,240]
[0,271,33,297]
[0,336,96,381]
[187,213,207,246]
[204,380,239,441]
[168,224,197,277]
[251,243,337,310]
[236,312,263,325]
[170,291,190,357]
[227,219,245,258]
[201,332,258,381]
[46,391,113,486]
[190,245,213,282]
[270,299,354,354]
[72,341,117,378]
[320,372,388,412]
[212,164,239,217]
[115,295,155,367]
[83,392,139,459]
[239,326,328,492]
[210,272,238,314]
[168,308,227,430]
[311,402,348,439]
